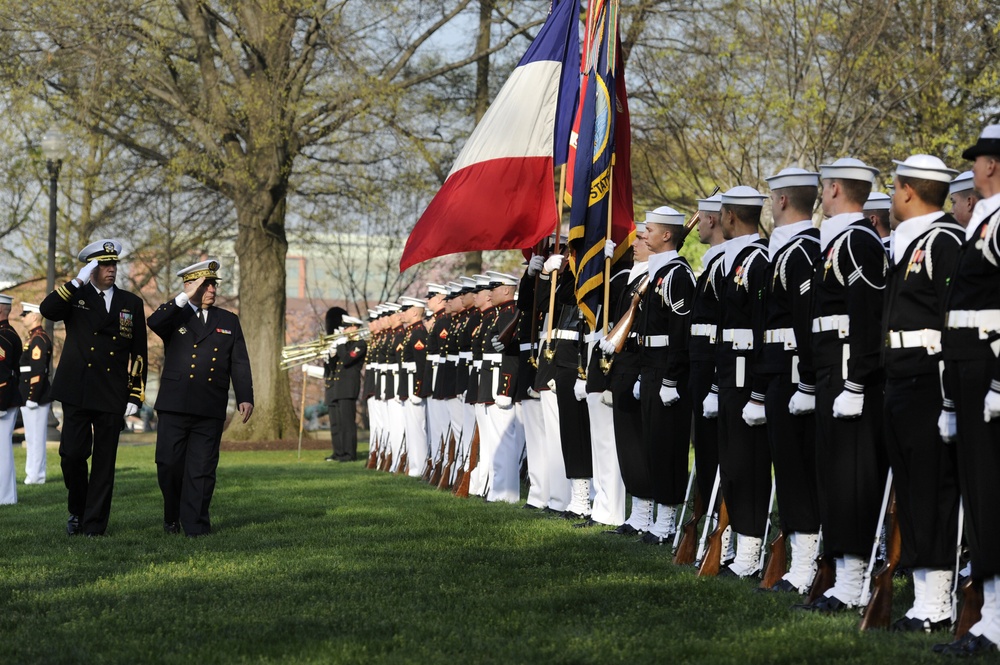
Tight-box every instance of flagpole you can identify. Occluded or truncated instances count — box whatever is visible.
[602,159,614,335]
[543,163,567,361]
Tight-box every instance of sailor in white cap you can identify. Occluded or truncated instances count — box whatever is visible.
[0,294,21,504]
[863,192,893,253]
[147,259,253,536]
[758,168,823,592]
[936,126,1000,656]
[796,158,888,611]
[948,170,979,230]
[396,296,430,478]
[40,239,147,535]
[18,303,54,485]
[708,187,772,577]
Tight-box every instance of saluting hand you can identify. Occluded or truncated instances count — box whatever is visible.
[238,402,254,423]
[75,259,99,286]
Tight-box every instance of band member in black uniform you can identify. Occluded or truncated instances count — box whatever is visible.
[798,158,888,611]
[759,168,823,592]
[18,303,53,485]
[148,260,253,536]
[321,306,347,460]
[709,187,771,577]
[937,126,1000,656]
[325,314,367,462]
[0,294,22,504]
[948,170,979,229]
[40,239,148,536]
[879,155,964,631]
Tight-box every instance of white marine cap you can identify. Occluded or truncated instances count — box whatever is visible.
[77,238,123,263]
[20,302,41,315]
[765,167,820,190]
[458,276,478,292]
[473,274,492,289]
[863,192,892,211]
[962,125,1000,160]
[343,315,364,326]
[697,194,723,213]
[645,206,685,226]
[819,157,879,183]
[425,282,448,296]
[486,270,518,287]
[892,154,959,183]
[367,309,379,320]
[0,295,12,306]
[398,296,426,310]
[176,258,222,282]
[382,302,402,312]
[446,281,464,295]
[721,185,767,207]
[950,170,975,195]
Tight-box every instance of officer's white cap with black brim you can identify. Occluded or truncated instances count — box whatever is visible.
[20,302,41,315]
[77,239,123,263]
[0,295,12,306]
[697,194,723,213]
[721,186,767,207]
[892,155,958,183]
[765,168,820,190]
[343,315,364,326]
[863,192,892,211]
[950,171,975,195]
[176,259,223,282]
[473,274,492,291]
[962,125,1000,161]
[819,158,879,183]
[458,276,477,293]
[446,281,464,298]
[425,283,448,298]
[367,309,379,321]
[398,296,426,311]
[486,271,518,287]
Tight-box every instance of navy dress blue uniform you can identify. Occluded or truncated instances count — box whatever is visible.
[148,262,252,536]
[325,336,367,462]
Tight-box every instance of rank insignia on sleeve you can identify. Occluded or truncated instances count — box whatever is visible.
[31,346,41,360]
[349,349,359,358]
[0,348,4,360]
[414,340,425,351]
[439,329,448,339]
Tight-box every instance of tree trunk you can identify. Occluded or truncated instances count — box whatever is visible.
[222,195,299,441]
[463,0,494,277]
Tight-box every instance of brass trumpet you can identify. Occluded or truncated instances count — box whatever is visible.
[280,329,369,370]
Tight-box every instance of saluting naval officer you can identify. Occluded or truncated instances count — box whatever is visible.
[18,303,53,485]
[40,239,148,536]
[0,294,22,505]
[147,259,253,536]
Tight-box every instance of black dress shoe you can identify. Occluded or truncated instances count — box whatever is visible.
[890,616,951,633]
[794,594,852,612]
[944,634,999,656]
[604,523,641,536]
[522,503,541,511]
[542,507,565,518]
[640,531,674,545]
[717,565,738,578]
[84,532,106,538]
[933,633,975,654]
[163,521,181,535]
[768,579,802,594]
[66,514,82,536]
[561,510,588,521]
[573,518,600,529]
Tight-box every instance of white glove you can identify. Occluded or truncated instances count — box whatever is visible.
[788,390,816,415]
[526,387,541,399]
[174,292,190,307]
[984,389,1000,422]
[659,383,681,406]
[409,394,423,405]
[543,254,565,274]
[546,378,557,393]
[494,394,513,409]
[742,401,767,426]
[938,409,957,443]
[124,403,139,417]
[603,238,616,259]
[527,254,544,277]
[0,410,7,418]
[632,378,642,401]
[702,392,719,419]
[832,390,864,419]
[491,335,505,352]
[573,378,588,401]
[75,259,99,286]
[25,400,39,409]
[599,337,616,355]
[600,390,613,406]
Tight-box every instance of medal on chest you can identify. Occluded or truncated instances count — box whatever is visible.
[904,249,924,279]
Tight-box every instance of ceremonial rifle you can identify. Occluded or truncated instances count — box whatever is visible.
[860,472,899,630]
[673,461,697,552]
[600,275,649,374]
[420,455,434,483]
[759,530,788,590]
[673,483,705,566]
[366,435,379,469]
[429,432,446,486]
[695,467,723,566]
[805,534,835,604]
[394,435,408,475]
[697,498,730,577]
[453,424,480,499]
[437,430,457,490]
[956,579,983,638]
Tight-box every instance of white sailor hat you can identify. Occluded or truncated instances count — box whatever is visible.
[892,155,958,183]
[765,168,820,190]
[0,295,12,306]
[398,296,426,310]
[950,171,975,195]
[458,276,478,292]
[473,274,492,290]
[645,206,685,226]
[863,192,892,211]
[343,315,364,326]
[486,270,518,287]
[77,238,123,263]
[721,186,767,207]
[962,125,1000,161]
[20,302,41,315]
[176,258,222,282]
[819,158,879,183]
[634,221,647,233]
[697,194,723,213]
[425,283,448,297]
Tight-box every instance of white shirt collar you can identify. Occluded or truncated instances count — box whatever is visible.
[91,283,114,298]
[890,211,943,264]
[647,250,678,276]
[701,242,726,271]
[628,261,648,284]
[819,212,865,251]
[723,233,759,274]
[967,192,1000,240]
[768,219,814,260]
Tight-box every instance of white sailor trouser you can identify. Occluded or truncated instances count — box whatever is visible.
[586,393,625,526]
[518,399,547,508]
[386,399,406,472]
[20,403,50,484]
[486,403,523,503]
[469,404,495,496]
[447,398,466,484]
[425,397,449,466]
[0,409,18,504]
[403,399,428,478]
[367,396,382,453]
[457,402,477,481]
[540,390,571,511]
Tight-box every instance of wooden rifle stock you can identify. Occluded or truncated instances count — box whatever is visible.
[453,425,480,498]
[674,486,705,566]
[429,435,445,486]
[366,436,379,469]
[956,579,983,638]
[806,554,836,604]
[420,455,433,482]
[497,308,522,349]
[395,440,408,476]
[438,431,457,490]
[860,493,901,629]
[697,499,730,577]
[380,450,392,473]
[759,531,788,590]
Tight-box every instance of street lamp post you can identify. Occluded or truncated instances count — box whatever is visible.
[41,127,67,337]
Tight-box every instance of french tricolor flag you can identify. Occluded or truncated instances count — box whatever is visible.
[399,0,580,272]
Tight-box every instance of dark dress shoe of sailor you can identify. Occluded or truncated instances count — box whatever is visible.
[66,514,82,536]
[573,518,600,529]
[542,507,565,518]
[944,634,999,657]
[163,521,181,535]
[933,633,975,654]
[767,579,802,594]
[640,531,674,545]
[604,523,641,536]
[793,594,852,613]
[522,503,541,511]
[717,565,739,578]
[890,616,951,634]
[84,531,107,538]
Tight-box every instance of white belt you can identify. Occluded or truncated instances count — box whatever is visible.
[764,328,797,350]
[885,329,942,354]
[639,335,669,348]
[690,323,717,341]
[519,342,536,352]
[584,332,603,344]
[947,309,1000,339]
[481,353,502,363]
[375,363,385,371]
[427,354,441,363]
[721,328,754,350]
[365,363,373,370]
[473,360,482,369]
[553,329,579,341]
[20,365,32,372]
[446,354,459,362]
[459,351,473,361]
[401,362,417,371]
[812,314,850,338]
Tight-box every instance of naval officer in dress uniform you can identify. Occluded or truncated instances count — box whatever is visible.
[18,303,53,485]
[0,294,22,504]
[147,259,253,536]
[40,239,148,536]
[325,314,366,462]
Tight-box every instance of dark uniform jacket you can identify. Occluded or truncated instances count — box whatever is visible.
[147,301,252,419]
[637,255,696,379]
[462,309,483,404]
[690,249,726,365]
[363,329,378,399]
[716,237,769,397]
[325,337,367,402]
[41,281,147,414]
[397,322,428,400]
[424,313,449,400]
[585,268,629,393]
[0,320,23,410]
[19,326,52,405]
[513,271,544,401]
[477,300,520,403]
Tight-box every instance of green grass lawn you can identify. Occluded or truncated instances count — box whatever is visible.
[0,440,954,664]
